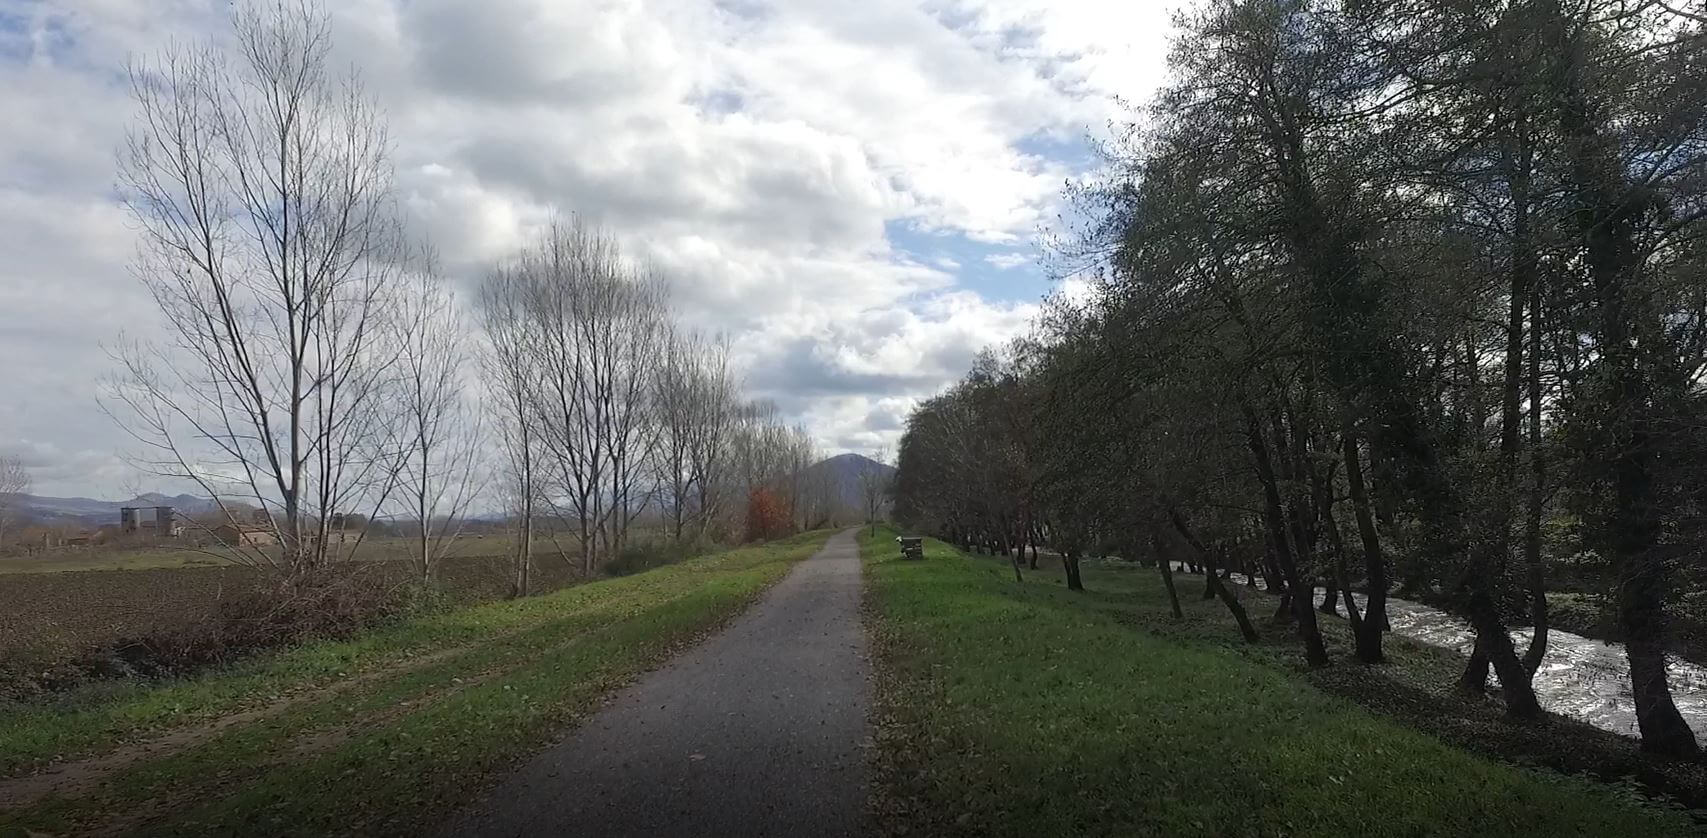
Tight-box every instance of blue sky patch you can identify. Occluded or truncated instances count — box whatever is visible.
[885,220,1048,304]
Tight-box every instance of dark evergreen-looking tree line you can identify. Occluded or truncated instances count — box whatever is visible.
[891,0,1707,758]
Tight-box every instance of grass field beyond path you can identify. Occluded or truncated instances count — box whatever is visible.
[859,527,1698,837]
[0,531,830,837]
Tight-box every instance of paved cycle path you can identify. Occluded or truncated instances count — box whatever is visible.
[447,529,871,837]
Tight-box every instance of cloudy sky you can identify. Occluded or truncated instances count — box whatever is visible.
[0,0,1175,499]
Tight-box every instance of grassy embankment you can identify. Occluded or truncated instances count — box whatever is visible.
[859,526,1700,837]
[0,530,830,837]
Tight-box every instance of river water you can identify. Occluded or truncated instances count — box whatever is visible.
[1372,592,1707,738]
[1192,566,1707,738]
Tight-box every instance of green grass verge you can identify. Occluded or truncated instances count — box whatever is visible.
[0,531,830,837]
[859,527,1698,837]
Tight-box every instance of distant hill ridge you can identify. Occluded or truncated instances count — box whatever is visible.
[803,452,895,512]
[3,493,217,526]
[6,459,893,527]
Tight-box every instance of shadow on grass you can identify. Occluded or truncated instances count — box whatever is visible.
[861,528,1705,837]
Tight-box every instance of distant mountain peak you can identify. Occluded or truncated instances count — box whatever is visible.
[125,492,207,507]
[802,453,896,511]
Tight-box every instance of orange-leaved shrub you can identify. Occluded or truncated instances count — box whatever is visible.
[745,487,790,542]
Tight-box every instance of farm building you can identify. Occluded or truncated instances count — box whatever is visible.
[211,523,277,546]
[119,506,179,538]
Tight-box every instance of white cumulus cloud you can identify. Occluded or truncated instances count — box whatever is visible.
[0,0,1177,494]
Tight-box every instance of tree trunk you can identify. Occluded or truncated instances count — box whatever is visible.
[1064,550,1084,592]
[514,432,533,599]
[1209,566,1260,643]
[1318,585,1339,616]
[1342,425,1387,664]
[1463,137,1540,705]
[1464,556,1542,718]
[1010,528,1025,584]
[1523,283,1549,674]
[1244,406,1329,666]
[1260,547,1282,594]
[1272,400,1320,605]
[1460,636,1490,695]
[515,505,532,599]
[418,444,432,586]
[1171,510,1259,643]
[1465,329,1487,448]
[1152,531,1184,619]
[1617,467,1700,751]
[1629,635,1699,757]
[1335,547,1363,634]
[1311,453,1349,621]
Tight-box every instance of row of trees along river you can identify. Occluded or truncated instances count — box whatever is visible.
[106,2,834,597]
[891,0,1707,759]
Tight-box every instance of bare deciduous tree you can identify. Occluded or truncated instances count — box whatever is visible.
[479,257,542,597]
[0,454,31,550]
[603,267,669,560]
[485,218,669,575]
[393,257,483,584]
[655,327,738,543]
[685,340,739,542]
[859,446,891,534]
[784,426,819,531]
[107,0,408,583]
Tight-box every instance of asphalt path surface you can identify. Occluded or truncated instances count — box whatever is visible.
[446,529,871,837]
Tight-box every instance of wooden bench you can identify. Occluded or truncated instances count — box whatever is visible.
[897,536,924,561]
